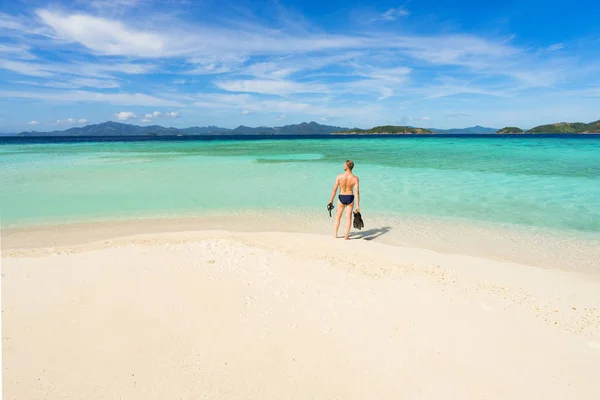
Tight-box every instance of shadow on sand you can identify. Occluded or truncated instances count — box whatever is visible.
[349,226,392,241]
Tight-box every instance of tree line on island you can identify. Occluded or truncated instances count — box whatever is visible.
[497,119,600,134]
[333,125,434,134]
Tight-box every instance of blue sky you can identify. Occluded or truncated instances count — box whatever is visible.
[1,0,600,132]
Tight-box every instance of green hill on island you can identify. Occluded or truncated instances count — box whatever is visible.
[336,125,434,134]
[497,127,524,134]
[526,119,600,134]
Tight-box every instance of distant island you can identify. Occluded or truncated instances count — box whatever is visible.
[430,125,497,134]
[496,119,600,134]
[497,127,524,134]
[335,125,434,134]
[14,121,352,137]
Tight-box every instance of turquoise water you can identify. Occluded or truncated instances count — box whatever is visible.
[1,137,599,234]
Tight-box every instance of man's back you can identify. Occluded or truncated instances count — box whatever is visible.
[337,172,358,194]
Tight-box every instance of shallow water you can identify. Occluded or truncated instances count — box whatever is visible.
[1,136,599,236]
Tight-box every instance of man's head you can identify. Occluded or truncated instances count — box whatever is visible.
[344,160,354,171]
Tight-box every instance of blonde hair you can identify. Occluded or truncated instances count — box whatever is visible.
[345,160,354,170]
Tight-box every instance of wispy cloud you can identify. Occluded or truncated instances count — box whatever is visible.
[0,90,184,107]
[0,43,35,59]
[53,117,88,125]
[185,55,247,75]
[214,79,328,96]
[369,6,410,22]
[547,43,565,51]
[446,112,471,118]
[0,58,153,82]
[3,7,516,64]
[15,77,120,89]
[28,120,39,125]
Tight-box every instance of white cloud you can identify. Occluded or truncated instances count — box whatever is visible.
[276,114,287,120]
[141,118,152,123]
[36,9,165,57]
[145,111,162,118]
[143,110,179,118]
[28,120,39,125]
[114,111,137,120]
[53,117,87,125]
[240,110,250,115]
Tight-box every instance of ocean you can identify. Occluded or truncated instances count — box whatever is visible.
[2,134,599,232]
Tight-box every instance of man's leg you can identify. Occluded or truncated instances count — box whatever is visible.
[334,201,345,238]
[344,202,354,240]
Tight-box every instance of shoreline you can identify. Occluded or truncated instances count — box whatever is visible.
[3,229,600,399]
[3,211,600,275]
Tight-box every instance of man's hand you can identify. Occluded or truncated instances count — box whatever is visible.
[355,206,360,213]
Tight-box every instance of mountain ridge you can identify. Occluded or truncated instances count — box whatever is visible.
[15,121,352,136]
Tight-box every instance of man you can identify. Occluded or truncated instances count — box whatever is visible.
[328,160,360,240]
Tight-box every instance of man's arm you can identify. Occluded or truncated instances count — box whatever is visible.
[328,177,339,204]
[355,177,360,212]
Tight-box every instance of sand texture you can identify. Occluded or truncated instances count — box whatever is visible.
[3,230,600,399]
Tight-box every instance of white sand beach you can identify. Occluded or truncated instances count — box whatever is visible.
[2,227,600,399]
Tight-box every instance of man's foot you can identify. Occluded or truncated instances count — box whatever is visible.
[344,235,349,240]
